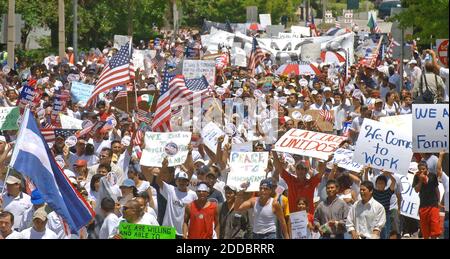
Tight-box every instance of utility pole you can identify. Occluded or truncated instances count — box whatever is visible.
[58,0,66,60]
[73,0,78,63]
[7,0,15,68]
[322,0,326,24]
[400,28,404,90]
[173,0,179,40]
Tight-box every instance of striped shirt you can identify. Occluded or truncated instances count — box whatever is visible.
[373,189,394,212]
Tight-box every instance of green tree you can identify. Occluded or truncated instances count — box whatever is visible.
[393,0,449,44]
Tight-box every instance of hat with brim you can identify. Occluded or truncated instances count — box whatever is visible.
[6,175,21,185]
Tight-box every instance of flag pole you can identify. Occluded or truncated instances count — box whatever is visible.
[0,166,12,196]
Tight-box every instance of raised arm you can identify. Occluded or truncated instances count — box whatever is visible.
[273,202,290,239]
[437,151,445,180]
[183,144,195,178]
[183,205,190,239]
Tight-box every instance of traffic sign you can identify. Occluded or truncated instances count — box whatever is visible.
[436,39,448,67]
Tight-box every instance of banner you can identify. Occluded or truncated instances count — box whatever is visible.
[332,148,365,172]
[0,107,20,130]
[290,211,309,239]
[119,222,176,239]
[60,114,83,130]
[201,122,228,154]
[227,152,269,192]
[70,82,94,104]
[273,129,346,160]
[182,60,216,86]
[140,132,192,167]
[300,43,322,63]
[51,90,70,126]
[353,119,412,175]
[412,104,449,153]
[400,173,445,220]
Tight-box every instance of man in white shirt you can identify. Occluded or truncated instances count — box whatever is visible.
[1,175,32,230]
[19,207,58,239]
[427,49,449,102]
[408,60,422,87]
[98,197,120,239]
[346,181,386,239]
[0,211,22,239]
[87,148,125,185]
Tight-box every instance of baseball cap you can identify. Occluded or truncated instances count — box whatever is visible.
[196,182,210,192]
[31,189,45,205]
[194,159,207,166]
[33,207,48,221]
[311,90,318,95]
[323,87,332,92]
[408,162,419,173]
[6,175,21,185]
[120,179,135,188]
[260,178,273,189]
[224,184,238,192]
[175,171,189,180]
[73,159,87,167]
[374,98,383,104]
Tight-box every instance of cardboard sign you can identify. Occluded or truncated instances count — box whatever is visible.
[400,173,445,220]
[290,211,309,239]
[119,222,176,239]
[353,119,412,175]
[60,114,83,130]
[70,82,94,104]
[114,35,132,49]
[227,152,269,192]
[288,109,335,132]
[112,91,158,113]
[332,148,365,172]
[259,14,272,28]
[182,60,216,86]
[140,132,192,167]
[412,104,449,153]
[0,107,20,130]
[273,129,346,160]
[201,122,229,154]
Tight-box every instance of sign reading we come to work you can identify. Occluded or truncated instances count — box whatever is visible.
[119,222,176,239]
[354,119,413,175]
[412,104,449,153]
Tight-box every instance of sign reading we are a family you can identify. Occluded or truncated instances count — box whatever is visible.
[354,119,412,175]
[140,132,192,167]
[412,104,449,153]
[227,152,269,192]
[273,129,346,160]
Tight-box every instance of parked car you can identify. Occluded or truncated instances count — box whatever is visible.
[378,1,402,19]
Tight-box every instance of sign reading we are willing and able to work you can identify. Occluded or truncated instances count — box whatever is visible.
[119,222,176,239]
[412,104,448,153]
[273,129,346,160]
[353,119,412,175]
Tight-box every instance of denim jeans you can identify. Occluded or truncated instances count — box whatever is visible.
[445,213,449,239]
[253,232,277,239]
[381,210,392,239]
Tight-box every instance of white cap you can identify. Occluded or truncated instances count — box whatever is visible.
[323,87,332,92]
[196,182,210,192]
[408,162,419,173]
[175,171,189,180]
[311,90,318,95]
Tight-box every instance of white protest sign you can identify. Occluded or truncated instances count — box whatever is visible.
[114,35,132,49]
[412,104,449,153]
[290,211,309,239]
[60,114,83,130]
[380,114,412,136]
[231,47,247,67]
[201,122,229,154]
[182,60,216,86]
[232,142,253,152]
[132,49,152,71]
[291,26,311,37]
[354,119,412,175]
[140,132,192,167]
[300,43,322,63]
[332,148,365,172]
[400,173,445,220]
[227,152,269,192]
[259,14,272,28]
[70,81,94,104]
[273,129,346,160]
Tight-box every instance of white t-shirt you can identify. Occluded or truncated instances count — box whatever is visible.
[1,192,32,230]
[441,173,449,212]
[136,181,151,193]
[19,227,58,239]
[93,139,112,156]
[99,213,120,239]
[160,182,197,236]
[47,211,70,239]
[440,67,449,102]
[4,230,22,239]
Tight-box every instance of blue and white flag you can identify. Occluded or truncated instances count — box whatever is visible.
[10,109,95,233]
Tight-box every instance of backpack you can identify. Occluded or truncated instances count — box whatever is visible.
[418,72,437,104]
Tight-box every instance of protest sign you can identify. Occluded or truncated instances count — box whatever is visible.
[400,173,445,220]
[60,114,83,130]
[17,85,41,112]
[119,222,176,239]
[265,25,285,38]
[114,35,132,49]
[182,60,216,86]
[259,14,271,28]
[51,90,70,126]
[332,148,365,172]
[380,114,412,136]
[112,91,158,113]
[70,82,94,104]
[291,26,311,37]
[132,49,152,71]
[0,107,20,130]
[412,104,449,153]
[201,122,229,154]
[353,119,412,175]
[290,211,309,239]
[232,142,253,152]
[300,43,322,62]
[140,132,192,167]
[273,129,346,160]
[231,47,247,67]
[227,152,269,192]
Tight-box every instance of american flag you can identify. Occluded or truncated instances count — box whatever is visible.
[385,37,400,59]
[41,128,78,144]
[171,75,212,108]
[151,68,172,132]
[136,109,152,124]
[215,53,229,70]
[368,13,381,33]
[248,37,265,76]
[319,109,333,123]
[115,90,128,100]
[75,121,106,138]
[86,42,134,107]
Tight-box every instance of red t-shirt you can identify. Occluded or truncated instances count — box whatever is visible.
[281,169,321,214]
[188,202,217,239]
